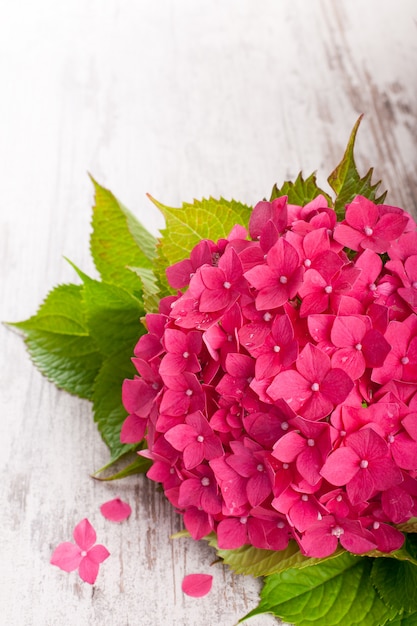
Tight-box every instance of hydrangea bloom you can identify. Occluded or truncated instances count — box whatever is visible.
[122,194,417,558]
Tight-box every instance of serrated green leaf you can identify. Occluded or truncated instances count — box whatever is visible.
[92,349,139,462]
[79,274,145,357]
[128,266,160,313]
[387,611,417,625]
[270,172,331,205]
[90,177,156,294]
[241,553,396,626]
[328,116,387,217]
[10,284,103,399]
[371,557,417,614]
[207,536,344,577]
[151,195,252,293]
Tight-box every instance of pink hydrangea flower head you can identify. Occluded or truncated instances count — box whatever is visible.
[122,190,417,557]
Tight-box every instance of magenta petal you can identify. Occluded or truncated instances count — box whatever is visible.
[182,573,213,598]
[120,413,147,443]
[100,498,132,522]
[320,447,359,485]
[78,556,100,584]
[87,544,111,564]
[50,542,81,572]
[165,424,196,451]
[73,518,96,551]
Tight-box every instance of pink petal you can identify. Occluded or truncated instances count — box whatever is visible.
[50,542,81,572]
[100,498,132,522]
[87,544,111,564]
[320,447,359,485]
[181,573,213,598]
[73,518,96,551]
[78,556,100,584]
[120,413,147,443]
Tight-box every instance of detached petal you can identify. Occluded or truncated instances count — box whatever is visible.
[73,518,96,551]
[100,498,132,522]
[87,544,111,564]
[182,573,213,597]
[78,556,100,585]
[50,542,81,572]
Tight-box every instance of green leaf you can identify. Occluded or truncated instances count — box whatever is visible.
[151,195,252,293]
[128,266,160,313]
[92,349,139,462]
[76,271,145,357]
[64,268,147,460]
[207,536,344,577]
[371,557,417,614]
[387,611,417,625]
[328,116,387,218]
[10,284,103,399]
[270,172,331,205]
[241,553,396,626]
[93,453,151,480]
[90,177,157,294]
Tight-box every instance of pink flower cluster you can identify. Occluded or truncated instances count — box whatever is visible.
[122,194,417,558]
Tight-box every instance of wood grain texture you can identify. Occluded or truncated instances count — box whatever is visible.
[1,1,416,625]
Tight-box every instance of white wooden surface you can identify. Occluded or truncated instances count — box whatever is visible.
[1,1,416,625]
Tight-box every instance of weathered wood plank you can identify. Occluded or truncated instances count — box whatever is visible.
[1,1,416,624]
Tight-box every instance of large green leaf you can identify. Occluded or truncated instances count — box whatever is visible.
[10,284,103,399]
[90,178,157,295]
[241,553,396,626]
[270,172,331,205]
[371,557,417,615]
[328,116,387,217]
[80,274,145,357]
[207,536,344,578]
[151,195,252,293]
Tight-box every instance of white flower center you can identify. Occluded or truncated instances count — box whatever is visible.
[201,477,210,487]
[311,382,320,392]
[185,389,193,396]
[401,356,410,365]
[256,464,264,472]
[355,343,362,351]
[183,351,189,358]
[281,421,289,430]
[197,435,204,443]
[331,526,345,538]
[240,516,248,524]
[369,283,377,291]
[324,285,333,294]
[223,281,231,289]
[273,345,281,353]
[373,521,380,530]
[364,226,373,236]
[304,258,311,267]
[279,275,288,284]
[263,312,272,322]
[301,494,309,502]
[282,463,289,470]
[307,438,315,447]
[360,459,369,469]
[81,550,87,557]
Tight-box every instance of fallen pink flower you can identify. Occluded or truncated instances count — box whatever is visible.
[182,573,213,597]
[50,518,110,584]
[100,498,132,522]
